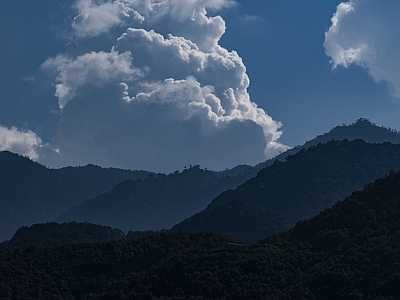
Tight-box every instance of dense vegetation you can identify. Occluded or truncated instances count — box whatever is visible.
[2,170,400,299]
[174,139,400,242]
[0,151,151,241]
[57,166,250,232]
[0,222,125,254]
[172,200,289,243]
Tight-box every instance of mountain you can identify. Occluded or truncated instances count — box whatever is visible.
[53,119,400,234]
[0,222,125,254]
[172,139,400,242]
[0,151,151,241]
[56,165,250,232]
[1,170,400,299]
[2,118,399,242]
[254,118,400,172]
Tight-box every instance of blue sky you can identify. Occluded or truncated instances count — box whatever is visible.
[220,0,400,146]
[0,0,399,172]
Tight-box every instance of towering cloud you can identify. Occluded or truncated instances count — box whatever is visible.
[41,0,287,172]
[324,0,400,98]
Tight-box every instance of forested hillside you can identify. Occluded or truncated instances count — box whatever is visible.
[1,170,400,299]
[57,166,249,232]
[0,222,125,254]
[173,139,400,242]
[0,151,151,241]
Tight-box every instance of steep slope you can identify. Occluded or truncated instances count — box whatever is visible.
[57,166,249,232]
[1,171,400,299]
[0,151,151,241]
[173,139,400,242]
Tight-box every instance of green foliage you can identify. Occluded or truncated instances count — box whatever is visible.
[0,232,236,299]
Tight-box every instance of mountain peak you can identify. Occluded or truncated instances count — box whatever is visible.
[273,118,400,163]
[324,118,400,144]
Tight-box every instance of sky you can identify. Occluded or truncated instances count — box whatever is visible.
[0,0,400,173]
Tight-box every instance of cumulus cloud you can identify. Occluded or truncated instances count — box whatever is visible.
[72,0,145,38]
[41,49,142,109]
[0,126,43,160]
[42,0,287,172]
[324,0,400,97]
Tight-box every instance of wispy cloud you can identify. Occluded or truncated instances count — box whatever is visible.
[239,14,265,22]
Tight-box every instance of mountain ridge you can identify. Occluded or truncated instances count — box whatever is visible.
[2,118,400,242]
[0,151,151,241]
[173,139,400,242]
[254,118,400,172]
[56,165,251,232]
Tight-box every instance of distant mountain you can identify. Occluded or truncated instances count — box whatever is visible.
[173,139,400,242]
[0,222,125,254]
[0,151,151,241]
[2,118,399,242]
[281,118,400,157]
[254,118,400,172]
[56,165,250,232]
[2,171,400,299]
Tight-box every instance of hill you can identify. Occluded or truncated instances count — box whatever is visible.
[56,165,250,232]
[53,119,400,235]
[1,170,400,299]
[0,151,151,241]
[0,222,125,254]
[254,118,400,172]
[2,118,399,242]
[172,139,400,242]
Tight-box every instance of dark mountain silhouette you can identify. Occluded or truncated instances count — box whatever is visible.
[0,222,125,254]
[1,171,400,299]
[173,139,400,242]
[0,151,151,241]
[171,200,289,243]
[57,165,250,232]
[54,119,400,238]
[254,118,400,172]
[2,118,399,242]
[218,118,400,181]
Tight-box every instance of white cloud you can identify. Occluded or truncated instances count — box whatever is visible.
[72,0,145,38]
[0,126,42,160]
[324,0,400,98]
[42,0,287,172]
[72,0,232,51]
[41,49,143,109]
